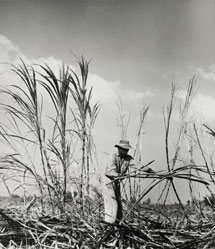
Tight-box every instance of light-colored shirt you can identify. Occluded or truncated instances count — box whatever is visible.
[105,153,133,179]
[105,153,153,183]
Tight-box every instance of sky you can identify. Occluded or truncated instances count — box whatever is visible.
[0,0,215,202]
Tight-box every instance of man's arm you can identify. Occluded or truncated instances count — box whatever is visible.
[105,154,119,179]
[129,159,155,173]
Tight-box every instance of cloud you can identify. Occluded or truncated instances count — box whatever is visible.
[0,36,73,92]
[177,90,215,122]
[192,94,215,122]
[87,73,120,106]
[88,73,155,110]
[0,34,22,87]
[197,64,215,82]
[0,34,28,64]
[0,33,65,69]
[0,33,155,113]
[0,34,155,162]
[126,88,155,100]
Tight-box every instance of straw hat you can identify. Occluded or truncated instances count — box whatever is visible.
[115,140,131,150]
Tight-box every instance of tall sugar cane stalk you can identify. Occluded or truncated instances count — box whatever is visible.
[70,56,100,213]
[39,63,71,206]
[0,57,100,212]
[161,76,197,217]
[14,62,53,206]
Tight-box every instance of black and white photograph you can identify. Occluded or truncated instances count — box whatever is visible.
[0,0,215,248]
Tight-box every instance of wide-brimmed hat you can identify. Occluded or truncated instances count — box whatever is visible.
[115,140,131,150]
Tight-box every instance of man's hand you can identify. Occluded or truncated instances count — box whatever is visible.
[146,168,155,174]
[166,176,173,181]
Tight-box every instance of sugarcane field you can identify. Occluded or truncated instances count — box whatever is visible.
[0,0,215,248]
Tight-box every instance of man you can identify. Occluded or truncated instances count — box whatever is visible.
[103,140,154,224]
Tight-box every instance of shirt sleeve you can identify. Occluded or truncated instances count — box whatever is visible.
[105,154,119,178]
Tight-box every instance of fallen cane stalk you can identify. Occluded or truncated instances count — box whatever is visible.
[127,160,155,175]
[112,170,210,185]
